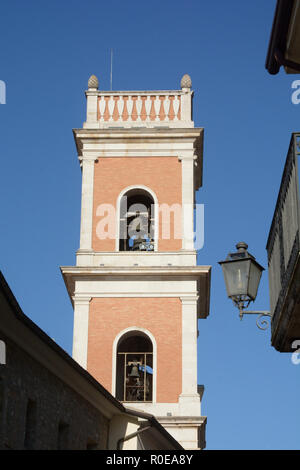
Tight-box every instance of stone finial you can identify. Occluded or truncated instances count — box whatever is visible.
[180,74,192,89]
[88,74,99,89]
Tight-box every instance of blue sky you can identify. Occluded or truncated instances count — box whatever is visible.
[0,0,299,450]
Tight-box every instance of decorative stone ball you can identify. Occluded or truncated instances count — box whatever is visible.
[180,74,192,89]
[88,75,99,89]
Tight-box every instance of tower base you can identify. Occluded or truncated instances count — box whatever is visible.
[157,416,207,450]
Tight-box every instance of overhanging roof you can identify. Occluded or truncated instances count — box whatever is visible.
[0,270,186,449]
[266,0,300,74]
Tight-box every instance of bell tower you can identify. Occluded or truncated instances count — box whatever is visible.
[61,74,211,450]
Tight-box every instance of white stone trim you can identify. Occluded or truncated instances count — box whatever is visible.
[124,399,202,417]
[82,89,194,130]
[72,296,91,368]
[74,278,198,298]
[111,326,157,403]
[84,90,98,125]
[74,128,203,191]
[74,292,197,298]
[180,296,198,398]
[180,157,195,251]
[63,265,209,275]
[115,185,159,252]
[79,158,96,250]
[76,250,197,268]
[180,89,193,122]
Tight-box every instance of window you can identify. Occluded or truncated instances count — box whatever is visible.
[0,377,4,423]
[57,421,69,450]
[0,340,6,365]
[116,332,153,402]
[24,399,37,449]
[86,439,98,450]
[119,188,155,252]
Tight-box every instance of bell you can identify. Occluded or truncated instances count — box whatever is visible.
[129,365,140,377]
[133,236,144,251]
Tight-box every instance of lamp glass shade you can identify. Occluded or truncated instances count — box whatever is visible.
[219,242,265,304]
[248,260,263,300]
[220,257,264,301]
[221,259,251,298]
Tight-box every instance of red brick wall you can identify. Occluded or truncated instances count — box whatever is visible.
[87,297,182,403]
[92,157,182,252]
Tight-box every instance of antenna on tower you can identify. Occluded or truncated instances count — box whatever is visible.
[110,48,113,91]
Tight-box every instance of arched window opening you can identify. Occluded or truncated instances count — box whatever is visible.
[116,332,153,402]
[119,189,155,252]
[24,399,37,450]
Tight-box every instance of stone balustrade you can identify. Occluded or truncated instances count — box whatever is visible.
[83,74,194,129]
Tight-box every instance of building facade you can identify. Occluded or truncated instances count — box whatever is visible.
[266,0,300,75]
[0,271,183,450]
[266,133,300,351]
[61,74,211,450]
[265,4,300,351]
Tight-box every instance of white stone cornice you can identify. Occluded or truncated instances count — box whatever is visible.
[76,248,95,253]
[72,296,91,304]
[61,265,211,276]
[61,265,211,318]
[74,129,204,194]
[178,153,197,161]
[73,127,203,140]
[76,250,197,256]
[80,153,100,161]
[75,250,198,268]
[86,89,189,96]
[180,296,199,305]
[72,293,199,298]
[85,89,99,97]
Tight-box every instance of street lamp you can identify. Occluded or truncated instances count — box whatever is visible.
[219,242,272,330]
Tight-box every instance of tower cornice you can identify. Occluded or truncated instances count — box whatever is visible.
[60,265,211,319]
[73,127,204,190]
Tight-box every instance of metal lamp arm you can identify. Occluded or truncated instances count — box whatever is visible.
[239,309,272,330]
